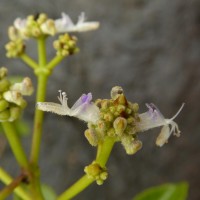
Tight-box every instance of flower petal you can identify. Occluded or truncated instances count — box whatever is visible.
[37,91,100,123]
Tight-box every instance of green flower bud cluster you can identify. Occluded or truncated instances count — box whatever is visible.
[53,34,79,56]
[0,67,33,122]
[84,161,108,185]
[5,39,25,58]
[85,86,142,155]
[6,13,79,59]
[8,13,56,40]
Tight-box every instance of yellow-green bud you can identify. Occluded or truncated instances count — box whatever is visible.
[5,39,25,58]
[113,117,127,136]
[109,106,116,113]
[117,105,126,113]
[101,100,110,110]
[103,113,113,122]
[0,109,10,121]
[0,100,9,112]
[117,94,127,105]
[53,34,78,57]
[84,162,102,178]
[100,172,108,181]
[9,107,21,121]
[132,103,139,113]
[107,128,115,137]
[122,136,142,155]
[0,79,10,92]
[84,129,98,146]
[0,67,8,79]
[84,162,108,185]
[127,117,134,124]
[37,13,48,24]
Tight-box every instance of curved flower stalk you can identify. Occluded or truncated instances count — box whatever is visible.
[55,12,100,33]
[136,103,185,147]
[37,90,100,123]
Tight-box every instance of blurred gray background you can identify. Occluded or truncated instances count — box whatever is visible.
[0,0,200,199]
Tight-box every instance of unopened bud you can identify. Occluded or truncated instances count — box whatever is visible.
[0,109,10,121]
[111,86,123,100]
[84,162,102,178]
[0,67,8,79]
[117,94,127,105]
[10,77,34,96]
[84,162,108,185]
[3,91,27,108]
[41,19,56,36]
[122,136,142,155]
[9,106,21,121]
[84,129,98,146]
[0,79,10,92]
[113,117,127,136]
[0,100,9,112]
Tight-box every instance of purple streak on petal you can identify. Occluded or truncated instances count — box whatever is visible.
[146,103,163,121]
[81,93,92,104]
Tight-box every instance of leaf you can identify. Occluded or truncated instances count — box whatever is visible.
[132,182,189,200]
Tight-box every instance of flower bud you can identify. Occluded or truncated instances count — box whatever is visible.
[5,39,25,58]
[132,103,139,113]
[84,162,108,185]
[53,34,79,56]
[84,129,98,146]
[0,79,10,92]
[9,106,21,121]
[122,136,142,155]
[0,67,8,79]
[10,77,34,96]
[0,100,9,112]
[40,19,56,36]
[84,162,102,178]
[117,94,127,105]
[0,109,10,121]
[111,86,123,100]
[3,91,27,108]
[113,117,127,136]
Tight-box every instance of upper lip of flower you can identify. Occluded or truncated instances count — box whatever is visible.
[37,90,100,123]
[54,12,100,33]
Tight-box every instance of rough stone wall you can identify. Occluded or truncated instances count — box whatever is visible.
[0,0,200,199]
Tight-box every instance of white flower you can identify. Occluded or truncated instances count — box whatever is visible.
[13,18,28,39]
[3,91,26,107]
[55,12,100,33]
[14,18,27,30]
[37,90,100,123]
[136,103,185,147]
[40,19,56,35]
[10,77,34,96]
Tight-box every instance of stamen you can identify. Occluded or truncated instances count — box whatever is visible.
[170,103,185,121]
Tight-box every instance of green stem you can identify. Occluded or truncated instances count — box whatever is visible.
[96,137,116,167]
[37,37,47,66]
[29,74,48,164]
[20,54,39,70]
[57,137,115,200]
[0,167,31,200]
[1,122,29,169]
[28,36,49,200]
[46,55,64,71]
